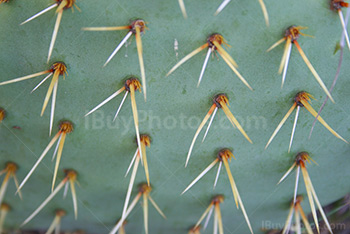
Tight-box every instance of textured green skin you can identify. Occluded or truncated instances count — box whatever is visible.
[0,0,349,233]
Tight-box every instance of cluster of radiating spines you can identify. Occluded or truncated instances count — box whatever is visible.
[21,0,80,62]
[17,120,74,194]
[182,149,253,234]
[0,62,68,135]
[192,195,225,234]
[167,33,253,90]
[178,0,269,26]
[82,19,148,101]
[85,77,144,160]
[0,203,10,233]
[21,169,79,227]
[0,108,5,123]
[46,209,66,234]
[122,134,152,222]
[278,152,333,234]
[281,195,313,234]
[265,91,348,152]
[186,93,252,167]
[267,26,335,102]
[330,0,350,49]
[110,183,166,234]
[0,162,22,207]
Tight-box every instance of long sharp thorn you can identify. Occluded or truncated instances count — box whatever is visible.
[267,38,286,52]
[63,182,69,198]
[214,0,231,16]
[0,173,10,205]
[70,179,78,220]
[166,44,208,76]
[109,193,141,234]
[41,72,59,116]
[202,107,218,142]
[52,133,66,191]
[122,155,140,218]
[113,91,129,121]
[300,99,348,143]
[85,87,125,117]
[125,149,138,177]
[81,26,131,31]
[293,166,300,204]
[141,144,150,186]
[204,205,214,229]
[46,216,59,234]
[13,175,23,200]
[258,0,269,27]
[221,103,253,143]
[31,73,53,93]
[213,41,238,68]
[55,218,61,234]
[104,31,133,67]
[21,179,67,227]
[300,166,319,233]
[281,40,292,88]
[197,48,212,87]
[297,204,314,234]
[52,135,62,161]
[49,80,58,136]
[17,133,60,193]
[295,208,301,234]
[305,170,333,234]
[47,10,63,63]
[294,41,334,103]
[195,203,213,228]
[135,26,147,101]
[0,70,51,86]
[186,104,216,167]
[215,204,224,234]
[282,204,294,234]
[278,163,296,184]
[338,10,350,50]
[0,209,7,234]
[213,208,218,234]
[182,159,218,195]
[20,3,58,25]
[213,161,222,189]
[143,194,149,234]
[217,49,253,90]
[222,158,238,207]
[279,37,292,74]
[265,103,297,149]
[130,85,143,164]
[148,195,167,219]
[288,106,300,153]
[178,0,188,18]
[223,158,253,234]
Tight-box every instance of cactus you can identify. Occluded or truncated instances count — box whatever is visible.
[0,0,349,233]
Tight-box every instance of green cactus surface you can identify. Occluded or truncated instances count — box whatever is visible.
[0,0,349,233]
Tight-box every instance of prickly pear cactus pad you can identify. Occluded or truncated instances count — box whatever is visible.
[0,0,350,233]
